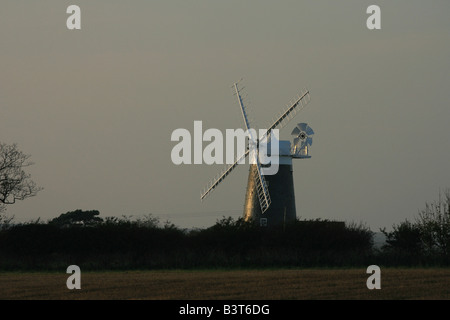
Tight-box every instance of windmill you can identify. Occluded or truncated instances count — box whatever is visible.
[200,80,313,227]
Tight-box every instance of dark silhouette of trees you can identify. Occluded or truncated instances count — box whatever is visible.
[0,212,375,270]
[2,190,449,271]
[0,212,14,231]
[380,189,450,265]
[415,190,450,257]
[0,143,42,208]
[381,220,422,252]
[49,209,103,227]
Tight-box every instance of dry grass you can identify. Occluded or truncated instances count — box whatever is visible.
[1,268,449,300]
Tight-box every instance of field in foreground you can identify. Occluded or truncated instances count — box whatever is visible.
[1,268,449,300]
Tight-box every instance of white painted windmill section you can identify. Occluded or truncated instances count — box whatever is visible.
[260,140,293,166]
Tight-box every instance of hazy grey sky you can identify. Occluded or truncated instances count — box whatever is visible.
[1,1,449,231]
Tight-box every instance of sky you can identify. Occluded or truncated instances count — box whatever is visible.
[1,1,449,231]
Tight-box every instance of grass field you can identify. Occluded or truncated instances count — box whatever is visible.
[1,268,449,300]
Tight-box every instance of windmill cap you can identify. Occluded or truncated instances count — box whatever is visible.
[264,140,291,156]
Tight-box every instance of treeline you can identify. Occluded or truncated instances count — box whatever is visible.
[379,199,450,266]
[0,211,375,270]
[1,202,449,271]
[376,190,450,266]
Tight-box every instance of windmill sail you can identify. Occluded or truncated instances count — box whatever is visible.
[234,82,271,213]
[252,157,271,213]
[261,90,311,142]
[200,148,249,200]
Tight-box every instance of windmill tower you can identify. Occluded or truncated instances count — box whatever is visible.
[243,123,314,227]
[201,80,313,227]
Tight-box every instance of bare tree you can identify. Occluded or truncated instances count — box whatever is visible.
[0,143,43,206]
[416,189,450,256]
